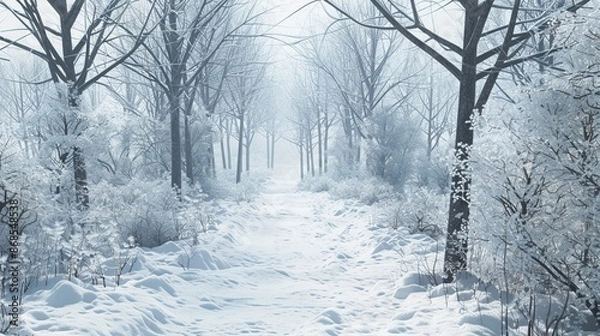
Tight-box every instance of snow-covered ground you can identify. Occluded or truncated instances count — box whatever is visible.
[16,175,506,335]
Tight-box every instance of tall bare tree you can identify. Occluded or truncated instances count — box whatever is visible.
[223,35,268,183]
[300,9,408,172]
[124,0,259,191]
[0,0,157,209]
[322,0,591,282]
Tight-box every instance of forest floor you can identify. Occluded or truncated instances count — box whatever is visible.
[17,174,506,335]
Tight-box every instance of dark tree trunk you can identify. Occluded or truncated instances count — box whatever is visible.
[245,139,250,172]
[235,113,244,184]
[209,142,216,178]
[226,131,232,170]
[343,106,353,164]
[220,136,227,169]
[67,86,90,209]
[170,96,182,191]
[165,2,183,194]
[184,113,193,184]
[72,146,89,209]
[356,136,361,164]
[443,8,478,283]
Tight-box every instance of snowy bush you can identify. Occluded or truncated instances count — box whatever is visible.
[383,187,446,237]
[93,179,180,248]
[413,154,451,194]
[329,176,398,205]
[297,175,333,193]
[364,107,421,190]
[201,169,269,202]
[470,18,600,330]
[298,171,398,204]
[177,195,216,246]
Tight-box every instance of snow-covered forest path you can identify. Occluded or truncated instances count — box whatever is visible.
[20,176,503,335]
[193,177,400,335]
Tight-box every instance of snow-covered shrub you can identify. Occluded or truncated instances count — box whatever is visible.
[93,178,180,248]
[413,154,451,194]
[177,195,216,246]
[297,175,333,193]
[329,176,398,204]
[298,169,398,204]
[201,169,269,202]
[364,107,421,190]
[0,122,59,294]
[384,187,446,237]
[328,130,361,180]
[471,16,600,330]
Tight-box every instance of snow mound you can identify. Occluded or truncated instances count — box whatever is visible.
[388,271,504,335]
[393,284,426,299]
[372,234,410,255]
[428,284,455,298]
[82,291,97,303]
[152,241,182,254]
[372,240,393,254]
[315,309,343,325]
[459,312,501,334]
[177,249,230,270]
[398,272,437,287]
[128,275,176,296]
[46,280,87,307]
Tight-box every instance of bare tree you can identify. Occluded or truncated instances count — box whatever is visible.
[299,9,410,175]
[222,35,268,183]
[0,59,49,159]
[0,0,157,209]
[123,0,259,191]
[263,106,282,170]
[413,61,455,189]
[322,0,591,282]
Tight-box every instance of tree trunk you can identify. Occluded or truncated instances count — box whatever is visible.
[318,109,323,175]
[443,8,478,283]
[324,113,329,174]
[68,87,89,210]
[348,130,354,164]
[309,134,315,177]
[266,132,271,169]
[426,71,434,163]
[305,135,310,176]
[245,138,250,172]
[220,136,227,169]
[299,141,304,179]
[226,127,232,170]
[72,146,89,209]
[270,133,275,170]
[184,113,193,184]
[343,106,353,164]
[209,142,216,178]
[170,96,182,192]
[235,113,244,184]
[356,136,361,164]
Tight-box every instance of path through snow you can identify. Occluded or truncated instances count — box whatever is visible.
[18,176,504,335]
